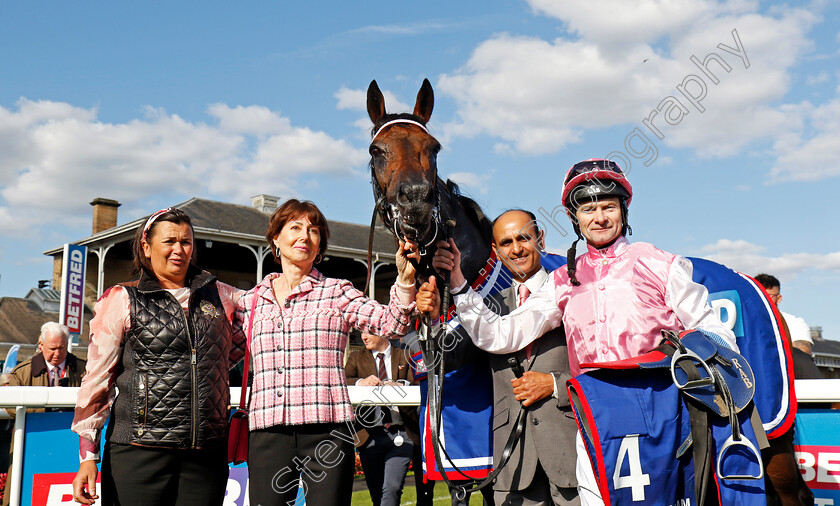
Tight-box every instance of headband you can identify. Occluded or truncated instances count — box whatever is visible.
[141,207,175,242]
[371,119,429,141]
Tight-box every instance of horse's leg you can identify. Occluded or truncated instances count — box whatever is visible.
[762,426,814,506]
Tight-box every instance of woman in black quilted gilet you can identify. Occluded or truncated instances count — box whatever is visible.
[71,208,245,506]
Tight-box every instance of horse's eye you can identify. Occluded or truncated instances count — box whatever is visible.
[369,145,384,158]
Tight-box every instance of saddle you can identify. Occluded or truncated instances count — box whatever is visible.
[581,328,764,502]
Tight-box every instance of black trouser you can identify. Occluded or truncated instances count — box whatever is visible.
[101,441,228,506]
[249,423,355,506]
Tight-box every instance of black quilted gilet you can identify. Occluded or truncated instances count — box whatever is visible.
[107,268,232,449]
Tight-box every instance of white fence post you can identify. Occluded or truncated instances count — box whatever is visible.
[9,406,26,506]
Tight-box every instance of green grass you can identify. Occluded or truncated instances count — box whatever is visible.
[351,477,485,506]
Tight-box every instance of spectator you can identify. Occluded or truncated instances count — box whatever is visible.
[71,208,245,506]
[3,323,85,506]
[752,273,817,504]
[754,273,822,380]
[345,332,417,506]
[236,199,420,506]
[8,322,85,389]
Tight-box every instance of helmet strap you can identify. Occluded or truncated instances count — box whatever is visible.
[567,238,582,287]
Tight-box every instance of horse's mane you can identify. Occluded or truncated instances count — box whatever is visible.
[443,178,493,241]
[370,113,426,137]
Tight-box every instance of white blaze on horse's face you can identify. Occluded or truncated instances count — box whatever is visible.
[367,79,441,245]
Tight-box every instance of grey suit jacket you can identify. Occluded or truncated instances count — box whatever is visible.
[488,274,578,491]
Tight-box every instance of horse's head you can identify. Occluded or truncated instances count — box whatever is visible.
[367,79,441,247]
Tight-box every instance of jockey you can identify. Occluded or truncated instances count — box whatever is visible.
[418,158,738,504]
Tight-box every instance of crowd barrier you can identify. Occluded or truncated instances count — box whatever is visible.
[0,380,836,506]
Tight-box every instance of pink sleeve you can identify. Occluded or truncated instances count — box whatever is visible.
[217,282,247,366]
[71,286,129,462]
[339,280,415,338]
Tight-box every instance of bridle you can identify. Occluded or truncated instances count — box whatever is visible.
[365,118,443,274]
[366,118,516,499]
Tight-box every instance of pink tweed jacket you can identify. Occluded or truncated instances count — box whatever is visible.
[236,269,415,430]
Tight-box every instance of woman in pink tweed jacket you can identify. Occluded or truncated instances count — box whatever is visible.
[237,199,420,506]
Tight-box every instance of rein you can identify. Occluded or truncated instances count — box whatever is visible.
[417,263,527,500]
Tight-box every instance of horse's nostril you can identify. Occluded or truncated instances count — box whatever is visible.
[424,186,434,203]
[399,183,434,205]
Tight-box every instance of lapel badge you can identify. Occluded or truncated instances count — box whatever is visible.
[200,300,220,318]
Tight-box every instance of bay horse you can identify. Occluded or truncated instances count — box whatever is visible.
[366,79,502,498]
[366,79,493,289]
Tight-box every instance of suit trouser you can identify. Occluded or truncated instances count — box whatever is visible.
[101,441,228,506]
[494,461,580,506]
[412,444,437,506]
[358,426,414,506]
[248,422,355,506]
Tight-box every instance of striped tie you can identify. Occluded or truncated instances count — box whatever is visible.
[376,353,392,425]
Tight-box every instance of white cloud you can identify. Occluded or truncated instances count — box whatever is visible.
[0,99,366,235]
[336,85,417,142]
[806,71,829,85]
[700,238,840,276]
[439,34,662,153]
[438,2,818,157]
[447,171,491,195]
[525,0,718,49]
[335,88,366,111]
[208,104,292,135]
[347,21,457,37]
[335,86,411,114]
[769,98,840,181]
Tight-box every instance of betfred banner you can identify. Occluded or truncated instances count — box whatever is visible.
[795,409,840,505]
[20,412,304,506]
[29,468,252,506]
[58,244,87,338]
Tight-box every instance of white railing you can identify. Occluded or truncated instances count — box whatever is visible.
[0,385,421,506]
[0,385,423,410]
[0,380,836,506]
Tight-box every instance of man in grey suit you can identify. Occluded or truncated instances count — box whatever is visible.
[487,210,578,506]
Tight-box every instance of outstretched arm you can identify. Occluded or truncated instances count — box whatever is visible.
[434,240,563,354]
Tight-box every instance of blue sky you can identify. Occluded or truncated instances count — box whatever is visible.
[1,1,839,340]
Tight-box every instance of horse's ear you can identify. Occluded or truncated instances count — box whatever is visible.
[413,79,434,124]
[367,80,386,124]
